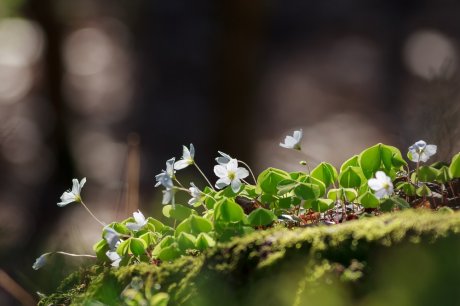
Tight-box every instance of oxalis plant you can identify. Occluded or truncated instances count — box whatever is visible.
[33,131,460,271]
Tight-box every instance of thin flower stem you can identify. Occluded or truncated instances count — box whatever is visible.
[194,163,215,191]
[304,161,311,175]
[80,201,106,227]
[242,178,251,185]
[203,193,216,201]
[238,160,257,184]
[55,251,97,258]
[448,182,457,204]
[174,178,185,189]
[175,186,190,193]
[201,202,209,212]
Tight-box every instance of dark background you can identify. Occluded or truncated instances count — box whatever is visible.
[1,0,460,304]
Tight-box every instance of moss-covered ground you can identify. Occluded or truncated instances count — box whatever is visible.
[40,209,460,306]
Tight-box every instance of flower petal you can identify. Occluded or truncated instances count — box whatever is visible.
[174,160,189,170]
[79,177,87,191]
[166,158,176,176]
[214,165,227,177]
[226,159,238,171]
[368,178,382,191]
[419,153,430,163]
[236,167,249,179]
[414,140,427,149]
[71,179,80,194]
[162,189,174,205]
[133,210,145,224]
[374,188,386,199]
[425,144,437,156]
[215,177,230,189]
[375,171,387,181]
[57,192,76,206]
[283,136,297,147]
[216,151,231,165]
[182,145,191,159]
[293,129,303,142]
[104,227,120,250]
[189,144,195,159]
[231,179,242,193]
[126,222,143,231]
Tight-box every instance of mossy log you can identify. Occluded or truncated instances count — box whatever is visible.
[40,210,460,306]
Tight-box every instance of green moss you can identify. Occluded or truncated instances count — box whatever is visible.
[41,210,460,306]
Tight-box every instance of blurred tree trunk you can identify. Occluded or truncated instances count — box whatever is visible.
[25,0,74,246]
[212,0,266,162]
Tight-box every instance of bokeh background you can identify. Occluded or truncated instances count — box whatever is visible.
[1,0,460,304]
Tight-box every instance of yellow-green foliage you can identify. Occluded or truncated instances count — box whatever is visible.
[40,210,460,306]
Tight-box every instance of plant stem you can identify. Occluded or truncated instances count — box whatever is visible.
[55,251,97,258]
[175,186,190,193]
[242,178,251,185]
[415,160,420,185]
[238,159,257,184]
[194,163,215,191]
[448,182,457,204]
[174,178,185,189]
[341,200,347,222]
[80,201,106,226]
[304,161,311,175]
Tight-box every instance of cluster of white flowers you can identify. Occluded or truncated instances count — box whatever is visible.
[103,210,147,267]
[153,144,252,206]
[366,140,437,199]
[34,132,442,271]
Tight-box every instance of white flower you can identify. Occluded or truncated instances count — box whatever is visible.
[162,188,175,205]
[126,210,148,231]
[33,253,51,270]
[214,158,249,193]
[103,227,120,250]
[106,250,121,267]
[368,171,394,199]
[174,144,195,170]
[408,140,437,163]
[57,178,86,207]
[188,182,202,205]
[155,158,175,188]
[215,151,232,165]
[280,129,303,150]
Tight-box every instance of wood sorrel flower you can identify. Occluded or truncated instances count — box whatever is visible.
[408,140,437,163]
[162,188,175,205]
[174,144,195,170]
[368,171,393,199]
[214,158,249,193]
[106,250,121,267]
[155,158,175,188]
[103,227,120,250]
[188,182,202,205]
[32,253,51,270]
[280,129,303,150]
[57,178,86,207]
[126,210,148,231]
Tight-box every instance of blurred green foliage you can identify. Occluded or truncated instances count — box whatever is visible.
[0,0,24,18]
